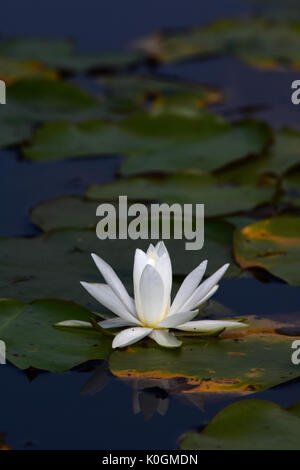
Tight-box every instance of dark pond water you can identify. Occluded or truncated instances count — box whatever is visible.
[0,0,300,450]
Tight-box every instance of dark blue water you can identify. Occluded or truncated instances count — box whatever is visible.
[0,0,300,450]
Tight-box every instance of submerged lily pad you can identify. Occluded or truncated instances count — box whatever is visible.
[137,18,300,69]
[234,216,300,285]
[87,173,275,217]
[180,400,300,450]
[110,323,300,393]
[0,298,111,372]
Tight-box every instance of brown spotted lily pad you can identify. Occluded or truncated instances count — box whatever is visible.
[234,216,300,285]
[109,316,300,394]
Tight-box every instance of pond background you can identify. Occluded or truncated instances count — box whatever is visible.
[0,0,300,449]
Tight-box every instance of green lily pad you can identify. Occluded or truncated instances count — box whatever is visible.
[7,79,102,123]
[87,173,275,217]
[180,400,300,450]
[22,110,229,161]
[0,219,239,309]
[102,74,222,115]
[0,37,144,72]
[30,197,241,277]
[217,128,300,185]
[234,216,300,285]
[137,18,300,69]
[120,120,270,176]
[110,326,300,393]
[0,298,111,372]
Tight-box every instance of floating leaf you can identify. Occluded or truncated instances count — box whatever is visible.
[136,18,300,69]
[0,298,111,372]
[180,400,300,450]
[0,221,239,310]
[0,56,57,84]
[234,216,300,285]
[110,321,300,393]
[22,110,228,161]
[0,37,144,72]
[87,173,275,217]
[121,120,270,176]
[7,79,102,123]
[217,128,300,186]
[102,74,222,114]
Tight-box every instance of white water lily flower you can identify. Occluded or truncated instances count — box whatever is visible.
[80,242,246,349]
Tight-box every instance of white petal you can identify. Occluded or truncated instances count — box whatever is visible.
[99,318,134,329]
[169,260,207,315]
[91,253,136,315]
[158,310,198,328]
[54,320,92,328]
[80,282,140,325]
[155,241,168,257]
[133,249,148,322]
[155,253,172,322]
[139,265,165,326]
[197,284,219,306]
[175,319,247,332]
[181,263,229,311]
[150,330,182,348]
[146,244,158,258]
[112,327,152,348]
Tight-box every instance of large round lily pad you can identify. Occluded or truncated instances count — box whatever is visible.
[234,216,300,285]
[110,324,300,393]
[0,298,111,372]
[180,400,300,450]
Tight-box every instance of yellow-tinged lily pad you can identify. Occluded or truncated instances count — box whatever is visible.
[234,216,300,285]
[109,320,300,393]
[0,298,111,372]
[180,400,300,450]
[0,56,57,84]
[136,18,300,69]
[0,37,144,72]
[102,74,222,114]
